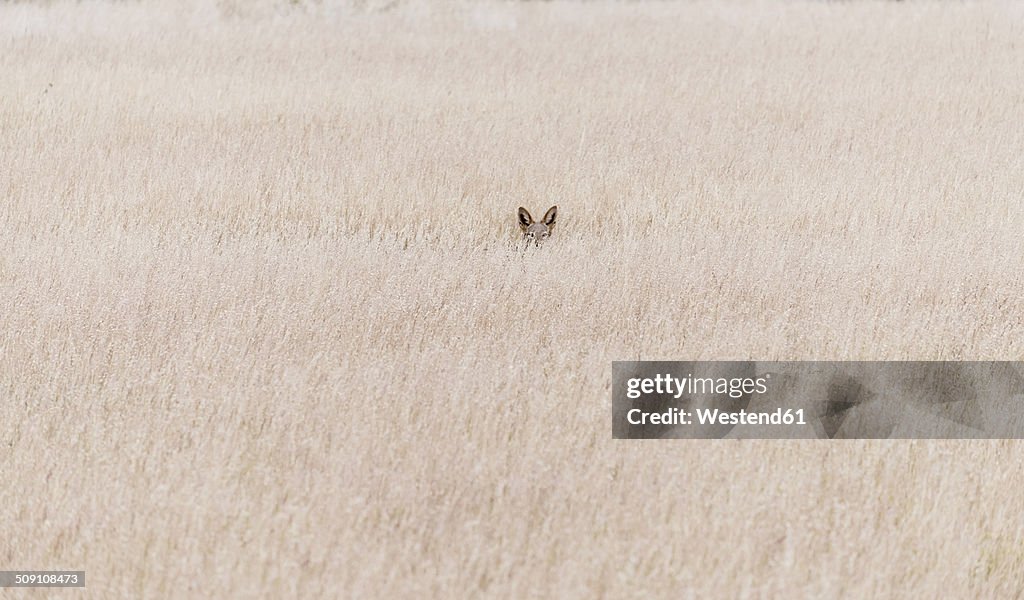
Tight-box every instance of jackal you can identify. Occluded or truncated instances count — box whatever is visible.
[517,206,557,244]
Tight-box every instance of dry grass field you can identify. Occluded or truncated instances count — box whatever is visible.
[3,0,1024,597]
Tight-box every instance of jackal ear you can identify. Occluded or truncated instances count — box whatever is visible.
[518,207,533,230]
[542,205,557,227]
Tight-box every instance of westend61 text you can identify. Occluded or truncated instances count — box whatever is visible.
[627,407,807,426]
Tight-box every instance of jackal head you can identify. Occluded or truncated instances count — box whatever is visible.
[517,206,557,244]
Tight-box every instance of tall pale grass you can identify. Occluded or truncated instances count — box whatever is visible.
[2,1,1024,596]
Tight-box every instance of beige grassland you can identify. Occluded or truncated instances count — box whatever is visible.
[2,0,1024,597]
